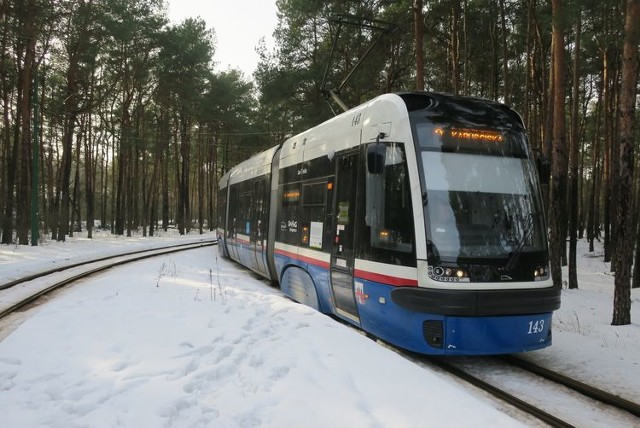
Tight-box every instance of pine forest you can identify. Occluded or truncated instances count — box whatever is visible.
[0,0,638,323]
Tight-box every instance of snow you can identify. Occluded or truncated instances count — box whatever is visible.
[0,231,638,427]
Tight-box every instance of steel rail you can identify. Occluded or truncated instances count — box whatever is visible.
[349,326,575,426]
[426,357,575,428]
[501,355,640,418]
[0,241,217,321]
[0,239,216,291]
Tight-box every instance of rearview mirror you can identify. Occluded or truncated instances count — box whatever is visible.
[367,141,386,174]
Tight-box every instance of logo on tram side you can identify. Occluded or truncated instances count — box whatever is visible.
[280,220,298,233]
[355,281,368,304]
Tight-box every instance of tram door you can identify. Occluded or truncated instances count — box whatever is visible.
[330,152,360,323]
[249,178,268,277]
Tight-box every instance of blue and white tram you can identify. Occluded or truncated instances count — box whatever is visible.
[217,92,560,355]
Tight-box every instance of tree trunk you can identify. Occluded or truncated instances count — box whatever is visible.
[587,87,602,252]
[499,0,509,103]
[180,115,191,234]
[450,1,460,95]
[568,18,581,289]
[414,0,424,91]
[16,0,37,245]
[197,130,204,234]
[549,0,568,288]
[612,0,639,326]
[634,218,640,289]
[602,47,613,263]
[1,109,18,244]
[208,132,217,231]
[609,47,622,273]
[173,122,183,234]
[524,0,535,130]
[84,111,95,239]
[162,145,169,231]
[70,125,83,237]
[116,94,133,236]
[56,51,79,242]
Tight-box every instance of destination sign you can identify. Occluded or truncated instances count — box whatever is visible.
[434,128,504,143]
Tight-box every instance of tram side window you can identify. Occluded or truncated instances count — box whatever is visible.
[362,143,416,266]
[301,182,326,249]
[238,191,252,236]
[228,186,238,237]
[278,183,301,245]
[252,178,269,243]
[217,187,227,229]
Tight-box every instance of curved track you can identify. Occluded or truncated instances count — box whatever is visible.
[4,251,637,427]
[426,357,572,427]
[0,240,216,291]
[330,313,639,427]
[423,354,640,427]
[0,240,217,321]
[501,355,640,419]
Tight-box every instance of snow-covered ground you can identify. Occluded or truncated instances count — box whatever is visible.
[0,231,638,427]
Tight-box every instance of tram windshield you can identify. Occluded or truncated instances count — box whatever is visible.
[414,121,547,266]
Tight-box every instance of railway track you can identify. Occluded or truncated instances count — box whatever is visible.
[0,239,217,322]
[3,247,637,427]
[422,354,640,427]
[337,317,638,426]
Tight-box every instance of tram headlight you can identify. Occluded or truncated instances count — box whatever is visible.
[533,265,549,281]
[429,266,469,282]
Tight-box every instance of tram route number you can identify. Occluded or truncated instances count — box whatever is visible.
[527,320,545,334]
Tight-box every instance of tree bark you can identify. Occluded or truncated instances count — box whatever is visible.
[499,0,509,103]
[602,47,613,263]
[587,86,602,252]
[568,18,581,289]
[450,1,460,95]
[84,110,95,239]
[16,0,37,245]
[57,45,80,242]
[612,0,639,325]
[414,0,424,91]
[549,0,568,288]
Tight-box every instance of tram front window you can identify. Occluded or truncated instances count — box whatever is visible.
[415,122,547,278]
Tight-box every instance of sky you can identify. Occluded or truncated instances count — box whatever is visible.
[165,0,279,78]
[0,234,639,426]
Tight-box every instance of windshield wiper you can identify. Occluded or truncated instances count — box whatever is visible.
[502,215,533,272]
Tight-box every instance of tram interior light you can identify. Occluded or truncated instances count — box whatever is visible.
[378,229,391,242]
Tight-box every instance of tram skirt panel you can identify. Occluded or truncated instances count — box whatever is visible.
[281,266,320,311]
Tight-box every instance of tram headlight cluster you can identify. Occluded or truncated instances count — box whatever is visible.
[429,266,469,282]
[533,265,550,281]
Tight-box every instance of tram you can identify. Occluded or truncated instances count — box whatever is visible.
[216,92,560,355]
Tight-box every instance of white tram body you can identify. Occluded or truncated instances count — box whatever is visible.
[217,92,560,355]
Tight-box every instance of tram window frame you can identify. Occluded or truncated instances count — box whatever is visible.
[301,181,327,249]
[228,185,239,237]
[238,190,252,236]
[217,187,227,229]
[358,142,416,267]
[278,182,301,245]
[252,177,269,244]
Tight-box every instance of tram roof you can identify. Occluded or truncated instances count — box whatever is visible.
[227,145,280,185]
